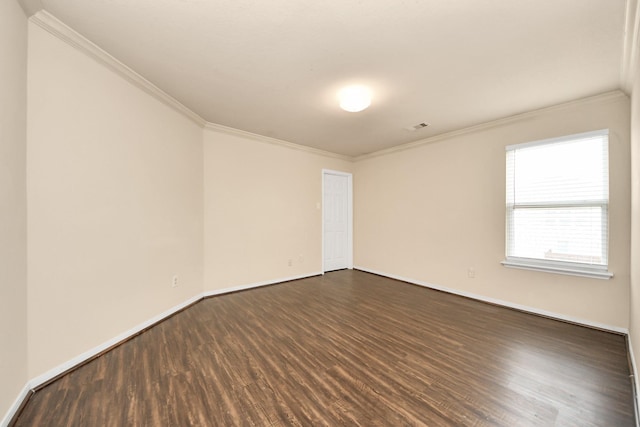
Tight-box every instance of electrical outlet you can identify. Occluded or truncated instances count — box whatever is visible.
[467,268,475,278]
[172,275,179,287]
[288,259,293,267]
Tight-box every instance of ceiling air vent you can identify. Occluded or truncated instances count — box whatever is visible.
[404,122,430,131]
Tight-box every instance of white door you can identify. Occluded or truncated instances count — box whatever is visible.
[323,170,352,272]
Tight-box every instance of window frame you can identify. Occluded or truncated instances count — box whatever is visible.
[501,129,613,279]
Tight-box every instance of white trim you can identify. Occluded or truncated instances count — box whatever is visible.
[27,293,203,389]
[628,335,640,427]
[353,266,628,334]
[355,91,626,162]
[24,8,351,162]
[501,258,613,280]
[204,123,351,162]
[202,272,322,298]
[504,128,608,151]
[29,11,207,127]
[21,7,633,165]
[0,383,31,427]
[22,7,635,164]
[504,130,611,278]
[622,0,640,94]
[510,200,608,209]
[321,169,354,273]
[1,269,632,425]
[3,272,320,425]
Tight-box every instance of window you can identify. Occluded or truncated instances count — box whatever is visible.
[502,129,612,279]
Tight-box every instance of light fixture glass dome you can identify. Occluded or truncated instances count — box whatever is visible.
[338,85,372,112]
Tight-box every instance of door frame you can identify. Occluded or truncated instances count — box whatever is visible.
[321,169,353,273]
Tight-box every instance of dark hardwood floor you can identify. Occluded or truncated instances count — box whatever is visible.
[13,270,635,426]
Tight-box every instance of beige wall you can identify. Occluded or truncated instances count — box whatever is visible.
[629,34,640,384]
[6,5,637,419]
[203,129,352,291]
[27,23,204,378]
[0,0,28,420]
[354,94,631,329]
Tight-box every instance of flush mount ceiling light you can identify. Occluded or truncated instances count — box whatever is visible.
[338,85,372,112]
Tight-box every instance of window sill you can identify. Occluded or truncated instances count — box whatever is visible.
[501,258,613,280]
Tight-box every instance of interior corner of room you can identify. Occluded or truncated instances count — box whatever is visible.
[2,0,640,425]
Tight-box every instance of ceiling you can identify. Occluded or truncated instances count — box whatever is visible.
[23,0,631,157]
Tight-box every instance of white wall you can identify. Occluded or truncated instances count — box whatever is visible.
[5,4,636,422]
[0,0,28,420]
[203,129,352,291]
[629,19,640,392]
[26,22,204,378]
[354,93,631,329]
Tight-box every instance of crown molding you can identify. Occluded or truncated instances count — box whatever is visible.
[204,122,353,161]
[17,0,42,17]
[28,9,353,161]
[355,90,628,162]
[30,10,207,127]
[622,0,640,94]
[26,9,634,163]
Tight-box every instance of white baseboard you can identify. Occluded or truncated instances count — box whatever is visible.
[1,383,31,427]
[5,270,322,425]
[628,336,640,427]
[28,293,203,390]
[2,293,203,425]
[354,266,629,335]
[203,271,322,298]
[3,268,630,426]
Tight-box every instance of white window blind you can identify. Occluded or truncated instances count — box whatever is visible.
[503,129,612,279]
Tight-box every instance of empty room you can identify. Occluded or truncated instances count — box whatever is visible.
[2,0,640,425]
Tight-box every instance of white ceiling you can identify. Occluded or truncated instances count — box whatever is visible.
[28,0,629,157]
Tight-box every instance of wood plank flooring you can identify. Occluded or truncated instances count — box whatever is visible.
[13,270,636,426]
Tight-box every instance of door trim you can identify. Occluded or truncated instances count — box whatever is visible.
[322,169,353,273]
